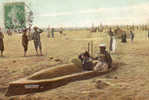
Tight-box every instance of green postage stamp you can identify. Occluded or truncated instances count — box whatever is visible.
[4,2,26,29]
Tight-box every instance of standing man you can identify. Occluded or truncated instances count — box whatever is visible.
[47,26,50,38]
[121,32,127,43]
[130,30,134,42]
[109,28,114,52]
[0,28,4,56]
[51,28,55,38]
[32,26,43,56]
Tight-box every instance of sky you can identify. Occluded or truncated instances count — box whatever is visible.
[0,0,149,27]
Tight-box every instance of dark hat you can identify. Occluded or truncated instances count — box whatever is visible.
[84,51,90,57]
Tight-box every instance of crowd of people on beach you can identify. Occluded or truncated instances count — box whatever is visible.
[108,27,136,53]
[0,26,149,58]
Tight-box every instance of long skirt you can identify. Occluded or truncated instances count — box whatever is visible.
[109,37,113,51]
[23,43,28,52]
[112,38,116,53]
[0,39,4,51]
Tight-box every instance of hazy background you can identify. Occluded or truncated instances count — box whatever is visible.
[0,0,149,28]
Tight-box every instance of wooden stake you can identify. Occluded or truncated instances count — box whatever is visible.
[91,41,94,57]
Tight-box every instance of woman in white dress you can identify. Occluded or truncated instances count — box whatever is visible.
[112,36,116,53]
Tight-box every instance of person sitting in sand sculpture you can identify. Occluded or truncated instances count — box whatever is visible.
[78,51,94,70]
[78,44,112,72]
[93,44,112,72]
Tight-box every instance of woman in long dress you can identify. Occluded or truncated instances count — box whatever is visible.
[47,27,50,38]
[0,29,4,56]
[112,36,116,53]
[109,29,114,52]
[22,29,29,56]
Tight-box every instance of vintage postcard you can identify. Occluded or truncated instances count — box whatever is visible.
[0,0,149,100]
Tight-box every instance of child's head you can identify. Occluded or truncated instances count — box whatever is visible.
[23,29,28,34]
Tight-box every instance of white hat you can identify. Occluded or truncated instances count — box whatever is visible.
[99,44,106,47]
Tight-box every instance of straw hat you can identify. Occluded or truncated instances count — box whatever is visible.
[33,26,38,30]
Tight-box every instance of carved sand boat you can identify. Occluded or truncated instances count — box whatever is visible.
[5,59,116,96]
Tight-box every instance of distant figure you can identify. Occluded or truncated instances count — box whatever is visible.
[109,29,114,52]
[90,27,97,33]
[121,32,127,43]
[59,27,63,35]
[51,28,55,38]
[0,28,4,56]
[22,29,29,56]
[97,25,103,32]
[7,28,12,36]
[130,31,134,42]
[112,36,117,53]
[47,27,50,38]
[109,28,114,37]
[32,26,43,56]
